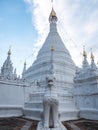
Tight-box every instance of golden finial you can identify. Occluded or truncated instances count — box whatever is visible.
[50,7,56,17]
[50,0,56,17]
[91,48,94,60]
[83,46,87,58]
[49,0,57,22]
[51,45,54,51]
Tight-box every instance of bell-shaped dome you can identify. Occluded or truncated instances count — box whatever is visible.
[24,7,76,86]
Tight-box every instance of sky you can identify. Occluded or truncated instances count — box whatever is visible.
[0,0,98,75]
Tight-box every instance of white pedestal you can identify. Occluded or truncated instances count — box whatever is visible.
[37,121,67,130]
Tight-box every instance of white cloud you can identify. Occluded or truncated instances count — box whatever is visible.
[24,0,98,67]
[84,23,97,35]
[83,10,98,35]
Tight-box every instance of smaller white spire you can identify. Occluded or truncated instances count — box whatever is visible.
[22,61,27,79]
[82,46,89,70]
[90,50,97,71]
[14,68,16,74]
[13,68,17,80]
[1,48,13,79]
[8,48,11,56]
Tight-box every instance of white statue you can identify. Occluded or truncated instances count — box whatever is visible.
[43,75,59,128]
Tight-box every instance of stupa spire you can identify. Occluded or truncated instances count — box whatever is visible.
[49,1,58,33]
[82,46,89,69]
[8,48,11,55]
[49,0,57,23]
[83,46,87,58]
[51,0,53,7]
[23,61,26,73]
[90,48,94,61]
[7,46,12,56]
[22,61,27,79]
[90,49,97,71]
[7,47,11,61]
[1,48,13,79]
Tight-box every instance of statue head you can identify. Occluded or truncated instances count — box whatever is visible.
[46,74,55,87]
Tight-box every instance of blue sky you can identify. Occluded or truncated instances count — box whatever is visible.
[0,0,38,75]
[0,0,98,75]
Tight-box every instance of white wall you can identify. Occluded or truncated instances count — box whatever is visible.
[0,81,25,117]
[74,78,98,120]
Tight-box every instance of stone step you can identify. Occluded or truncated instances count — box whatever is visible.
[24,108,43,112]
[23,108,79,121]
[59,110,79,121]
[59,103,76,109]
[25,102,43,109]
[24,101,76,109]
[23,108,43,121]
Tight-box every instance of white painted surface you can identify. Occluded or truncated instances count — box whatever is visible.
[0,6,97,124]
[0,80,25,117]
[23,8,78,122]
[74,56,98,120]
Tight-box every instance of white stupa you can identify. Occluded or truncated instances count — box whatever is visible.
[23,7,78,121]
[24,8,75,83]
